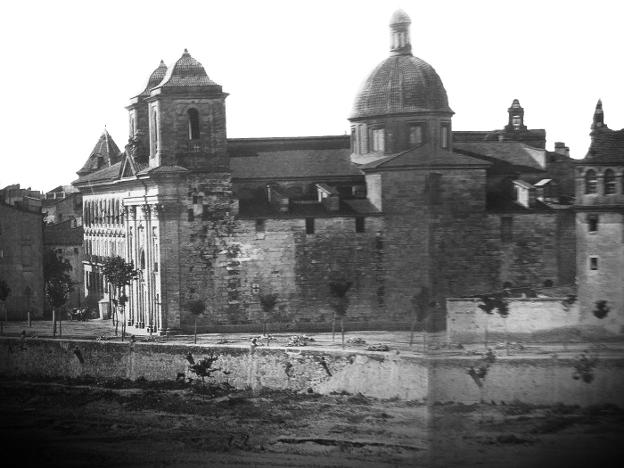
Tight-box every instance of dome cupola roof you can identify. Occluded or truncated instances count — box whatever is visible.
[139,60,168,96]
[350,10,452,120]
[152,49,220,90]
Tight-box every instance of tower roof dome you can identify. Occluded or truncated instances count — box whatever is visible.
[139,60,168,96]
[350,10,452,120]
[152,49,220,90]
[389,9,411,25]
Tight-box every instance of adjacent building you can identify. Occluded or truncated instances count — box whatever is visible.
[0,201,44,319]
[575,100,624,332]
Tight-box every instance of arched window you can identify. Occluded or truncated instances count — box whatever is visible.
[585,169,597,194]
[604,169,616,194]
[152,109,159,150]
[188,108,200,140]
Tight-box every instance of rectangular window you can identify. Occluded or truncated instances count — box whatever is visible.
[359,125,368,154]
[351,127,356,153]
[501,216,513,242]
[590,256,599,270]
[587,214,599,232]
[409,124,423,146]
[427,173,442,204]
[371,128,385,152]
[355,217,365,233]
[187,208,194,222]
[305,217,315,235]
[255,219,265,233]
[440,124,450,149]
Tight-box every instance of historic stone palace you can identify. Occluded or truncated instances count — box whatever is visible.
[73,10,623,334]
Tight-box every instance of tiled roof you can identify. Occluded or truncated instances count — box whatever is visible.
[152,50,220,90]
[583,127,624,164]
[138,60,168,96]
[453,141,546,172]
[76,130,123,176]
[44,221,83,246]
[73,162,122,185]
[351,54,451,119]
[230,147,362,180]
[357,143,489,171]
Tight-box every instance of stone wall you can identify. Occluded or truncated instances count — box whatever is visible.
[0,204,44,319]
[576,211,624,333]
[485,211,575,290]
[446,298,582,343]
[2,337,624,406]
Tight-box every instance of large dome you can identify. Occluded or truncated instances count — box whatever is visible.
[350,10,452,120]
[350,54,451,119]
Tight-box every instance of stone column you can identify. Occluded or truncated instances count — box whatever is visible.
[128,206,138,327]
[141,204,152,329]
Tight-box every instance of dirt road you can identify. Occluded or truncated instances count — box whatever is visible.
[0,377,622,467]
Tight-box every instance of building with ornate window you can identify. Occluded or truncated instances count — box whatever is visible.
[574,100,624,332]
[73,10,583,334]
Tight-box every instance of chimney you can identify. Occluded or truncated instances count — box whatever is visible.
[553,142,569,157]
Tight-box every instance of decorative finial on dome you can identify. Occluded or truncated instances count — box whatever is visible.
[389,9,412,56]
[183,48,189,55]
[159,59,165,65]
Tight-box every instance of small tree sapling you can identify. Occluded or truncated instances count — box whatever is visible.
[188,299,205,344]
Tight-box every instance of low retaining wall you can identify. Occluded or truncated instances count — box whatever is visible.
[446,298,582,343]
[1,338,623,406]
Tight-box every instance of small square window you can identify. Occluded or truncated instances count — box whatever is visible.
[355,217,365,233]
[590,257,599,270]
[587,214,599,232]
[255,219,265,233]
[305,218,315,235]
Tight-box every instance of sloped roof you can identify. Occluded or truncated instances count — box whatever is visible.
[230,148,362,180]
[583,127,624,164]
[357,143,489,171]
[73,162,122,185]
[76,130,123,176]
[453,141,546,172]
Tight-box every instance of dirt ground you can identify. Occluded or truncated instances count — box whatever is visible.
[1,376,622,468]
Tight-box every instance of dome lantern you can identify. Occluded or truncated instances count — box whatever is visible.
[389,9,412,56]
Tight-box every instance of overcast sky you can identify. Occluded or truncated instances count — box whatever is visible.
[1,0,622,192]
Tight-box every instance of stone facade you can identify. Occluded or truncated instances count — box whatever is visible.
[574,100,624,333]
[73,11,580,334]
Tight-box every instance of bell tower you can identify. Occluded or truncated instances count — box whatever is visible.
[504,99,527,132]
[145,49,229,172]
